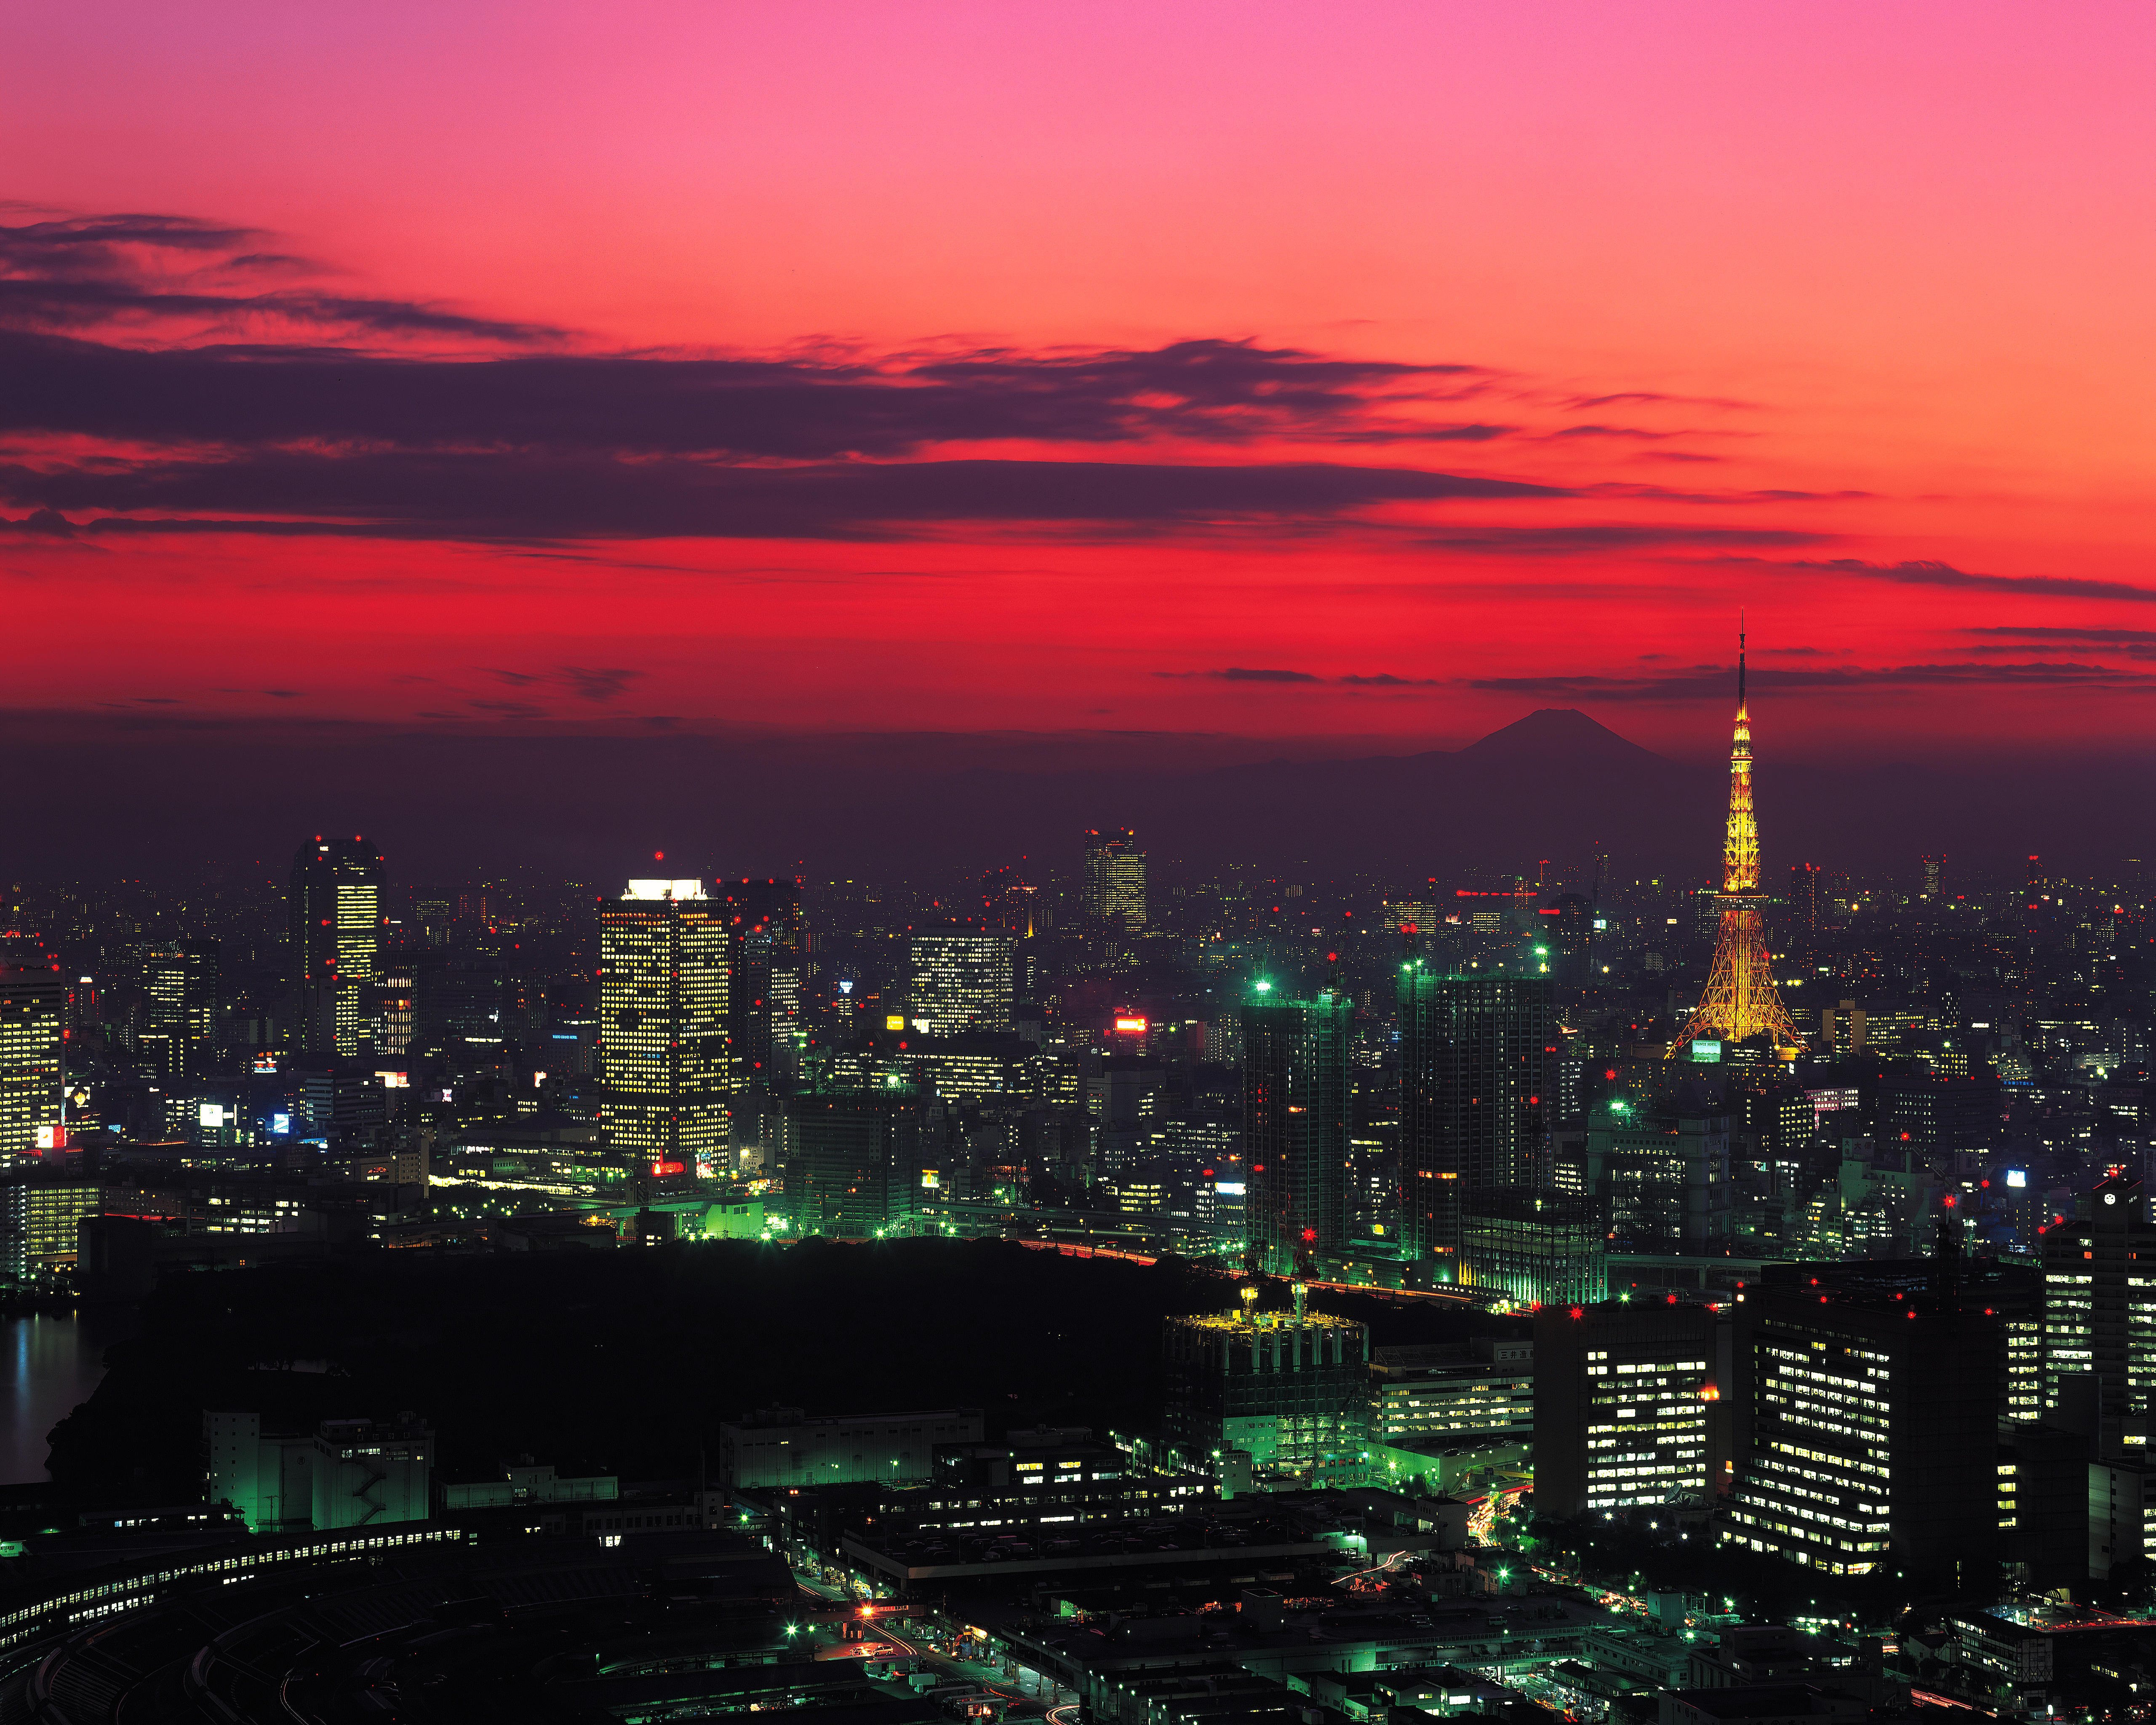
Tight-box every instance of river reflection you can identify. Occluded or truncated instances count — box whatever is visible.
[3,1311,129,1484]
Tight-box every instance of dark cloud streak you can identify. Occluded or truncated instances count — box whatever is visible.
[0,454,1562,542]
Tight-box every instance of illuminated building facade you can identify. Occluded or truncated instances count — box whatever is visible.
[141,941,219,1085]
[1534,1300,1714,1518]
[370,963,418,1060]
[1398,963,1553,1262]
[1082,828,1147,934]
[1678,634,1804,1053]
[1457,1188,1609,1306]
[0,1176,101,1277]
[1373,1339,1536,1445]
[907,925,1013,1035]
[1723,1261,2004,1580]
[891,1427,1204,1536]
[0,967,69,1158]
[1243,985,1350,1276]
[598,880,731,1181]
[2039,1173,2156,1442]
[1161,1306,1371,1477]
[1585,1087,1733,1256]
[885,1034,1040,1105]
[288,836,383,1057]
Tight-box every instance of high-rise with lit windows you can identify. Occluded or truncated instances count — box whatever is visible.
[1722,1258,2005,1581]
[1082,828,1146,935]
[0,967,69,1157]
[598,879,731,1181]
[141,940,220,1084]
[2039,1172,2156,1445]
[1534,1300,1714,1518]
[907,924,1013,1036]
[289,836,382,1057]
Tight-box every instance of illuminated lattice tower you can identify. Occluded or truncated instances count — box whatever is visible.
[1676,632,1804,1053]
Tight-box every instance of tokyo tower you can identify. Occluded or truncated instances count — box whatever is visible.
[1675,624,1806,1053]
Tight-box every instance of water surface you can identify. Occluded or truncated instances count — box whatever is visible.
[3,1312,125,1484]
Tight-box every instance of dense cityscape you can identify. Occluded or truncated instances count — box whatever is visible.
[2,654,2153,1725]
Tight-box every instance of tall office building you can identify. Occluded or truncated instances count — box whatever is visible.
[598,879,731,1180]
[781,1085,920,1237]
[723,879,803,1092]
[908,924,1014,1036]
[141,941,220,1085]
[1534,1300,1715,1518]
[289,836,383,1057]
[1786,862,1821,956]
[1722,1254,2011,1583]
[1398,962,1553,1263]
[1082,828,1147,934]
[370,961,419,1061]
[1920,854,1945,904]
[0,967,69,1156]
[2040,1173,2156,1443]
[1584,1084,1733,1255]
[1243,983,1351,1277]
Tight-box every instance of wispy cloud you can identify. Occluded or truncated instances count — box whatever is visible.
[1468,661,2156,700]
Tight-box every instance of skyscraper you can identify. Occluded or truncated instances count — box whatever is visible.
[1398,961,1553,1262]
[1920,853,1944,904]
[1786,861,1821,957]
[781,1084,920,1238]
[2040,1172,2156,1444]
[1719,1239,2033,1583]
[1534,1300,1715,1518]
[141,941,220,1085]
[288,836,383,1057]
[907,924,1014,1035]
[1243,981,1351,1276]
[598,879,731,1181]
[0,967,69,1156]
[1678,630,1804,1053]
[1082,828,1146,935]
[723,878,803,1092]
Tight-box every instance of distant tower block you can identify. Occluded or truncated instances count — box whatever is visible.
[1675,623,1805,1054]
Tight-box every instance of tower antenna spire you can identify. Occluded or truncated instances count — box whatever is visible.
[1737,609,1747,713]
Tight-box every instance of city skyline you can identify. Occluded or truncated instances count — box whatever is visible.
[7,5,2156,1710]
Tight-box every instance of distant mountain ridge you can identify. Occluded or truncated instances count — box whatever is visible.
[0,706,2146,880]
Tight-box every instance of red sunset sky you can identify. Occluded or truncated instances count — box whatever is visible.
[3,0,2152,762]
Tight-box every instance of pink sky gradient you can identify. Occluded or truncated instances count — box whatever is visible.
[3,0,2152,756]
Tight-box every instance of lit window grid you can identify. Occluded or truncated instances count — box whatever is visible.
[598,904,731,1162]
[907,934,1012,1035]
[1723,1338,1894,1573]
[0,993,66,1155]
[331,882,379,1057]
[1579,1356,1711,1509]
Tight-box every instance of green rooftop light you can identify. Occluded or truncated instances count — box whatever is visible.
[1254,980,1272,992]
